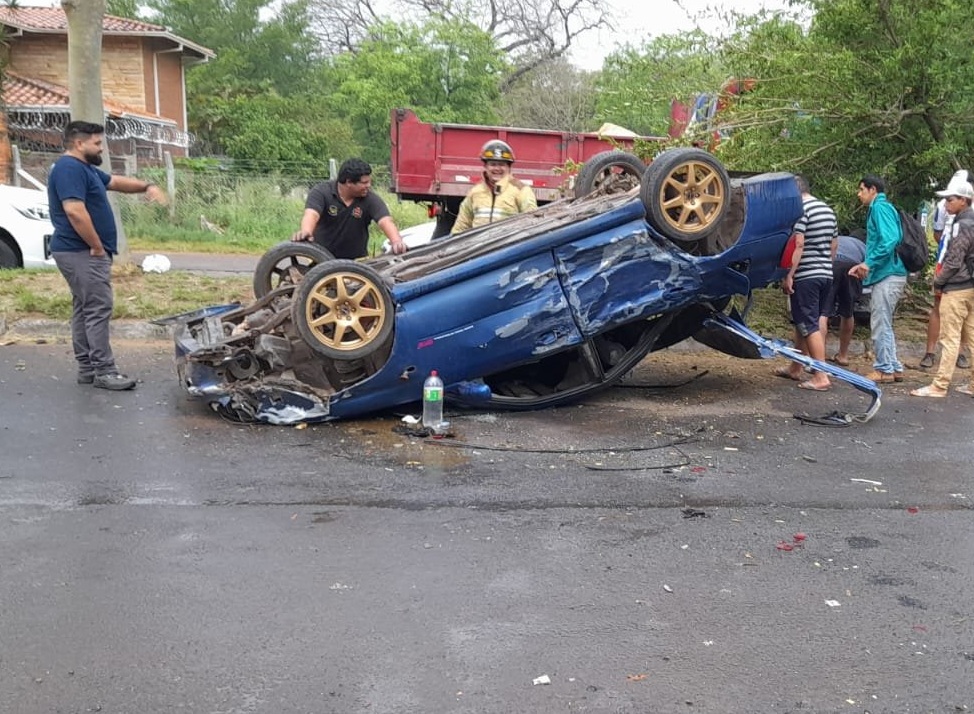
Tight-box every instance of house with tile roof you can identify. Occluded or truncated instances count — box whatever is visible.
[0,5,214,174]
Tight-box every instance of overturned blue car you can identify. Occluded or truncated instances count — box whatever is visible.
[159,149,881,424]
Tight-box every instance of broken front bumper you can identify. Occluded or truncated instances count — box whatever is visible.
[702,312,881,422]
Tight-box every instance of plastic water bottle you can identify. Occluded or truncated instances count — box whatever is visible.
[422,370,444,428]
[920,204,929,229]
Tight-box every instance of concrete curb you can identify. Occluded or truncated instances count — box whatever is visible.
[1,318,173,342]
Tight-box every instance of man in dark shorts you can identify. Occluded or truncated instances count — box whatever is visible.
[820,235,866,366]
[291,158,407,258]
[775,175,838,391]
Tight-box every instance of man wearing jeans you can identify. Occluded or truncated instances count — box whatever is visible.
[849,175,909,383]
[48,120,167,390]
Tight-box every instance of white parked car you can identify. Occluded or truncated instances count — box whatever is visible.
[381,221,436,253]
[0,184,56,269]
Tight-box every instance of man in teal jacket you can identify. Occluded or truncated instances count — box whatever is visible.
[849,175,909,383]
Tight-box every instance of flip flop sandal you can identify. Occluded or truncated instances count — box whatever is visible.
[797,381,831,392]
[910,385,947,398]
[829,354,850,366]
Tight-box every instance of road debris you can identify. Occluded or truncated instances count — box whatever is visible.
[532,675,551,686]
[776,533,806,551]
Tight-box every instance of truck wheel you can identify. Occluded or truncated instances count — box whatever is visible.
[431,199,461,239]
[291,260,394,361]
[253,241,334,298]
[574,151,646,199]
[432,211,456,239]
[640,148,730,244]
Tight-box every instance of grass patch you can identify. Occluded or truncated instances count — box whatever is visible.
[122,185,432,258]
[0,265,253,323]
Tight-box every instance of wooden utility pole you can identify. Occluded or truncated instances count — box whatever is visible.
[62,0,129,258]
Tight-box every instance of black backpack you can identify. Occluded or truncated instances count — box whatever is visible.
[896,208,929,272]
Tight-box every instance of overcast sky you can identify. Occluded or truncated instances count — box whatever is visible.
[569,0,798,70]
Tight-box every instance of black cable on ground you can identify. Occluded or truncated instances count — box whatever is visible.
[428,435,697,454]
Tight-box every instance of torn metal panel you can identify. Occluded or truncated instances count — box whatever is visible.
[555,223,702,334]
[703,312,881,422]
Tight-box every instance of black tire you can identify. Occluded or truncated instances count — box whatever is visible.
[252,241,335,298]
[640,148,730,244]
[291,260,394,361]
[574,150,646,199]
[0,238,20,269]
[431,199,461,239]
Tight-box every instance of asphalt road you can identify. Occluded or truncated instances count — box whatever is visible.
[130,251,258,276]
[1,340,973,713]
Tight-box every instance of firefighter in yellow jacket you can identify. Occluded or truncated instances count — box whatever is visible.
[451,140,538,234]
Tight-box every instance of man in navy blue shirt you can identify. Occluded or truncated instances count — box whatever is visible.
[48,120,167,390]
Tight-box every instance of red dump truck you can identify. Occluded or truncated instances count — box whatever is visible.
[389,108,662,237]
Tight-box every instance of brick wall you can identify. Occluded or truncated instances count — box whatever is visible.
[9,35,148,113]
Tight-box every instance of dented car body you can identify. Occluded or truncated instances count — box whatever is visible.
[162,149,881,424]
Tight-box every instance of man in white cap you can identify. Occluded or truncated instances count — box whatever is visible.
[911,174,974,397]
[920,169,971,370]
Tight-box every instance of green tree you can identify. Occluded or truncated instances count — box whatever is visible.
[329,19,506,164]
[594,1,974,227]
[144,0,319,96]
[309,0,609,88]
[595,30,731,137]
[499,58,599,132]
[203,94,359,178]
[143,0,342,164]
[106,0,139,18]
[712,1,974,220]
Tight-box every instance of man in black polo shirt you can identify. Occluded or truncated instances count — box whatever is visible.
[292,158,407,258]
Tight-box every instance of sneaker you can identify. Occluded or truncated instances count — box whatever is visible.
[957,353,970,369]
[77,371,95,384]
[919,352,935,369]
[92,373,137,391]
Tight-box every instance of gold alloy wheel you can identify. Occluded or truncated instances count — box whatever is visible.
[301,270,388,353]
[657,158,726,235]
